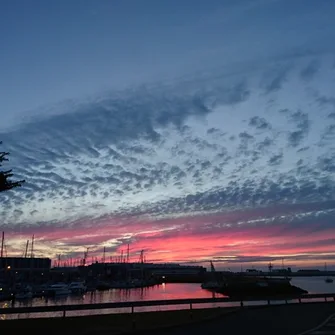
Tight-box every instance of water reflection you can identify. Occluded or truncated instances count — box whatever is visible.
[291,277,335,294]
[1,283,222,319]
[1,278,334,320]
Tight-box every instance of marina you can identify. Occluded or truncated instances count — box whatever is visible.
[1,234,335,322]
[1,277,334,320]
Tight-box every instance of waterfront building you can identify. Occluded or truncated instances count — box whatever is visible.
[0,257,51,285]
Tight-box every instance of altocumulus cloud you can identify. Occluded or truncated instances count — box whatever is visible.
[0,53,335,231]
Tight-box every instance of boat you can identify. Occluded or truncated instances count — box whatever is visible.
[0,283,14,302]
[15,290,33,299]
[15,285,33,300]
[201,261,221,290]
[86,283,97,292]
[68,281,87,294]
[109,280,136,289]
[324,264,333,283]
[46,283,71,296]
[32,284,49,297]
[108,278,157,289]
[96,280,111,291]
[201,281,221,289]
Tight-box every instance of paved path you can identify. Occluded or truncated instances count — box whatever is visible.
[133,302,335,335]
[298,312,335,335]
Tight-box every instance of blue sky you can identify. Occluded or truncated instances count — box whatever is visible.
[1,0,335,124]
[1,0,335,268]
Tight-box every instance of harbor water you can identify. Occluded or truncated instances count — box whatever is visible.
[1,277,334,320]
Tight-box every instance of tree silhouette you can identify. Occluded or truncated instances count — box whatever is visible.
[0,141,25,192]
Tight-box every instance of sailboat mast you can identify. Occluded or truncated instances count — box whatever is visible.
[25,240,29,258]
[30,234,34,258]
[0,231,4,258]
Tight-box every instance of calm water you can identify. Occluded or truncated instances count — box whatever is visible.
[1,277,334,320]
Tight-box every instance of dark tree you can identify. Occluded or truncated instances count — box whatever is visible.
[0,141,25,192]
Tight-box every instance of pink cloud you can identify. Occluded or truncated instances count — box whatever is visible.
[2,204,335,269]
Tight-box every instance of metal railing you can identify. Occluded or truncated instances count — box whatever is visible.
[1,293,335,319]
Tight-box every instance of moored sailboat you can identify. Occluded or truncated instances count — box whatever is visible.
[324,263,333,283]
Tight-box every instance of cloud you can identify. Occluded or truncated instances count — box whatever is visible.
[316,94,335,109]
[268,153,283,166]
[322,125,335,141]
[3,198,335,267]
[260,63,292,94]
[249,116,272,130]
[318,155,335,173]
[286,111,310,147]
[300,59,320,81]
[0,52,335,268]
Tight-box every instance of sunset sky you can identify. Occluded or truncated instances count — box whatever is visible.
[1,0,335,270]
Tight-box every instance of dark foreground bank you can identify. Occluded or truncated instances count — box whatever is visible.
[1,301,335,335]
[148,301,335,335]
[0,306,236,335]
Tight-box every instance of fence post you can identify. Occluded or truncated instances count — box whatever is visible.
[131,305,136,329]
[7,295,335,320]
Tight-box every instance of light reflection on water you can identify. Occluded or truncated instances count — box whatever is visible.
[2,283,226,319]
[1,277,334,320]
